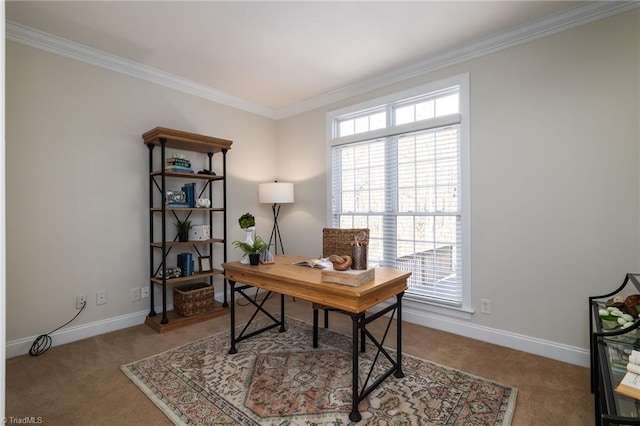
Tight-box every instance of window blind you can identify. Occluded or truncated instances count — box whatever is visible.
[330,81,465,307]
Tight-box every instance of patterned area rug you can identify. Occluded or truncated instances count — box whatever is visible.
[122,317,517,425]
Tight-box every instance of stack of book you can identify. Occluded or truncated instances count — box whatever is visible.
[166,154,194,173]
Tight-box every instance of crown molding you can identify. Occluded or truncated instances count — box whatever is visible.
[6,21,278,119]
[274,1,640,119]
[7,1,638,120]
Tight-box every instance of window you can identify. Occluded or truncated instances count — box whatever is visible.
[328,75,470,312]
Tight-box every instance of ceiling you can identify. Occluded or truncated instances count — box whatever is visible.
[6,1,635,118]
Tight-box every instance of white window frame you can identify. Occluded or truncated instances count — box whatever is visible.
[326,73,471,317]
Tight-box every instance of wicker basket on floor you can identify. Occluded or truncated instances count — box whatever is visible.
[173,282,214,317]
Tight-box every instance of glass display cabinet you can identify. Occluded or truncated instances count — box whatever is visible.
[590,273,640,425]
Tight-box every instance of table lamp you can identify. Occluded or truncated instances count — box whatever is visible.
[258,181,294,255]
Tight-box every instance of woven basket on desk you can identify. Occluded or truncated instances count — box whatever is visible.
[173,282,214,317]
[322,228,369,257]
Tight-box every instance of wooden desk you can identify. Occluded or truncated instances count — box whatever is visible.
[223,254,410,422]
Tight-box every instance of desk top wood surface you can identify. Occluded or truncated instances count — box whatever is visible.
[223,255,410,313]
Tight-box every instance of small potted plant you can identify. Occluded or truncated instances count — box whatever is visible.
[173,218,192,242]
[238,212,255,230]
[233,236,269,265]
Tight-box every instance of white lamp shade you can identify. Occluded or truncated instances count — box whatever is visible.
[259,182,294,204]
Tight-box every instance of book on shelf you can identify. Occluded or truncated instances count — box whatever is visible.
[616,350,640,399]
[167,158,191,166]
[293,258,330,269]
[166,166,194,173]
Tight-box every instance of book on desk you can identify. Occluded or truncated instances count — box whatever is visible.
[293,258,376,286]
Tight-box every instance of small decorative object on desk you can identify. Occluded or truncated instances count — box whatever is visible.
[237,213,256,264]
[238,212,255,230]
[233,235,269,266]
[260,249,275,264]
[351,230,368,270]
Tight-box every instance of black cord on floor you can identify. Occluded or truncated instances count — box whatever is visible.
[29,300,86,356]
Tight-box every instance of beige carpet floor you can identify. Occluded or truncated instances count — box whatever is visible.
[5,298,592,425]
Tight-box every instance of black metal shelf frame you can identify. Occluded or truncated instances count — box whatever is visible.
[147,138,228,325]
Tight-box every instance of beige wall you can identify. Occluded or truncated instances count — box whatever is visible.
[5,9,640,362]
[5,42,278,342]
[278,9,640,351]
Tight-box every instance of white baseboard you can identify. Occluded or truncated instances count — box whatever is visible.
[6,295,590,367]
[397,302,589,367]
[5,308,152,358]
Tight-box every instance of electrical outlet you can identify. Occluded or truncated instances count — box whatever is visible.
[96,290,108,305]
[76,295,87,309]
[141,287,150,298]
[480,298,492,315]
[131,287,141,302]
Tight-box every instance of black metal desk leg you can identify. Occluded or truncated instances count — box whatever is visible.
[229,280,237,354]
[313,308,319,348]
[279,293,286,332]
[395,291,405,378]
[349,314,362,423]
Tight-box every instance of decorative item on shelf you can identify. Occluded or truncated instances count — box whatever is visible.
[233,236,269,266]
[238,213,256,264]
[165,189,188,206]
[174,219,192,242]
[258,181,294,255]
[196,198,211,208]
[197,169,216,175]
[189,224,211,241]
[199,256,212,273]
[156,267,181,279]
